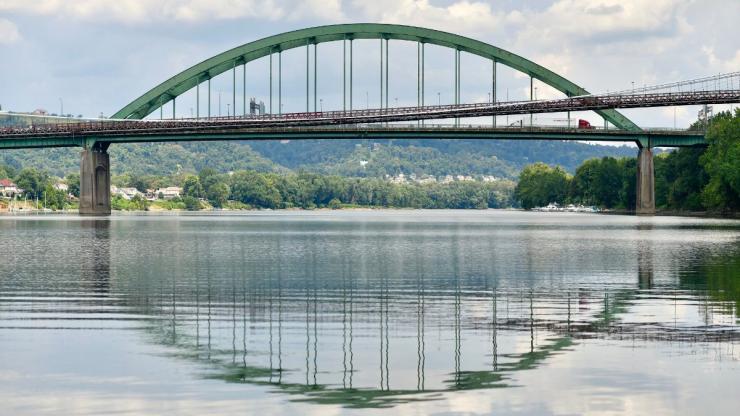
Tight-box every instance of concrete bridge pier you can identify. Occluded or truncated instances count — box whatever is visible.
[636,146,655,216]
[79,145,111,216]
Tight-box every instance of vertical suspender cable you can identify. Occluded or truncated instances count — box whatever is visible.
[243,62,246,116]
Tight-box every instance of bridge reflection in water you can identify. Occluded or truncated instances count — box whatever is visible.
[1,213,738,410]
[72,216,736,410]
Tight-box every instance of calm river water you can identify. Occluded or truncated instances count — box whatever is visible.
[0,210,738,415]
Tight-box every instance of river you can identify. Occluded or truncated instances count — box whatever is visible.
[0,210,738,415]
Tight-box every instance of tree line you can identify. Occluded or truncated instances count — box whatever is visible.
[117,169,517,210]
[0,164,77,210]
[514,110,740,212]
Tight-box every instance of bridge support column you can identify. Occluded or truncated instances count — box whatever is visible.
[636,146,655,216]
[79,146,111,216]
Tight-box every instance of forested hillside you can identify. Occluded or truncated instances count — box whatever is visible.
[1,138,638,179]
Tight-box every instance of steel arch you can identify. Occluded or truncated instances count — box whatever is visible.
[112,23,640,131]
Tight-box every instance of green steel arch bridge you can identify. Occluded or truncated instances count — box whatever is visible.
[1,23,738,215]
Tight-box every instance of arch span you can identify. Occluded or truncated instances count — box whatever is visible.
[112,23,640,131]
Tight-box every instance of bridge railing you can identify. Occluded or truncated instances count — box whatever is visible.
[0,89,735,137]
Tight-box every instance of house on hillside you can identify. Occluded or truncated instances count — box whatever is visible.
[111,186,144,200]
[0,179,20,197]
[154,187,182,200]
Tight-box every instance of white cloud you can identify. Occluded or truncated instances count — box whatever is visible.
[351,0,503,37]
[702,46,740,73]
[0,0,343,23]
[0,18,21,44]
[527,0,688,43]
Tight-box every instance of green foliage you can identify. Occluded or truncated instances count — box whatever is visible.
[0,163,17,179]
[515,111,738,213]
[181,196,202,211]
[327,198,342,209]
[15,167,49,199]
[42,184,66,210]
[569,157,636,209]
[515,163,571,209]
[65,173,80,197]
[111,194,149,211]
[229,170,282,208]
[700,110,740,211]
[248,139,636,176]
[1,139,636,180]
[654,148,708,211]
[151,198,186,210]
[223,169,516,210]
[182,175,204,198]
[207,182,230,208]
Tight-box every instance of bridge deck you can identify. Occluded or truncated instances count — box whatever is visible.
[0,124,706,149]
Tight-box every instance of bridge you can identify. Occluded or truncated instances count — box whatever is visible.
[1,23,738,216]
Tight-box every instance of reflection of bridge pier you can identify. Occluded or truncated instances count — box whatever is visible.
[80,219,111,290]
[638,240,655,290]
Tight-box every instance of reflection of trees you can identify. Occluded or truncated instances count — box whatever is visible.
[679,247,740,319]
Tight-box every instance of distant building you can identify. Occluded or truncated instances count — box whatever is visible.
[481,175,499,182]
[53,183,68,192]
[441,175,454,184]
[110,186,143,200]
[0,179,20,196]
[388,173,407,184]
[154,186,182,200]
[416,176,437,184]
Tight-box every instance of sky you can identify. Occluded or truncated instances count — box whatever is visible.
[0,0,738,128]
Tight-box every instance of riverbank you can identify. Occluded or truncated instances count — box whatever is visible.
[4,206,737,221]
[602,208,740,220]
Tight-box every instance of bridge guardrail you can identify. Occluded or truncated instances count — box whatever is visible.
[1,88,734,138]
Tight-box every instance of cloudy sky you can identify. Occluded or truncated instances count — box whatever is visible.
[0,0,738,127]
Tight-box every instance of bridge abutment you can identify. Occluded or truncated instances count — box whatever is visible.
[636,147,655,216]
[79,147,111,216]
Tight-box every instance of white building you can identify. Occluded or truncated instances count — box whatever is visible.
[154,186,183,200]
[0,179,20,197]
[111,186,144,200]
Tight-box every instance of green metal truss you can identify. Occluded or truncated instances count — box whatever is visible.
[111,23,641,132]
[0,129,705,150]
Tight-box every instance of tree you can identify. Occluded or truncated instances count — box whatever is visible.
[15,167,50,199]
[0,164,16,179]
[230,170,282,208]
[570,157,624,208]
[183,175,204,198]
[207,182,230,208]
[700,110,740,211]
[182,195,201,211]
[327,198,342,209]
[515,163,570,209]
[65,173,80,197]
[654,148,708,211]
